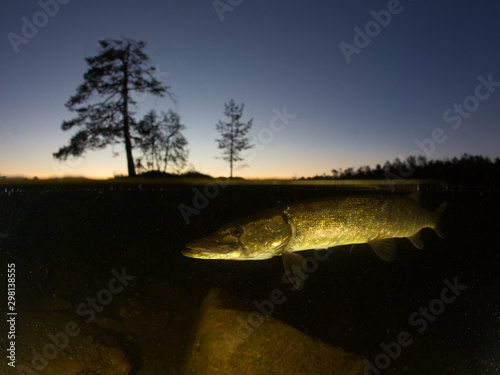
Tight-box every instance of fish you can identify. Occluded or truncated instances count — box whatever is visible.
[182,193,446,289]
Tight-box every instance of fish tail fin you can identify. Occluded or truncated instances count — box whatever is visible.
[433,202,447,238]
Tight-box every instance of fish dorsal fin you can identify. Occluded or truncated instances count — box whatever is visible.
[368,236,397,261]
[408,233,424,249]
[281,250,306,290]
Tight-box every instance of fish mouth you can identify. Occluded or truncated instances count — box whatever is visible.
[181,248,202,258]
[182,235,241,259]
[181,243,210,258]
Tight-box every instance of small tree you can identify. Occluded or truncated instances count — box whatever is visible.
[135,110,188,173]
[215,99,253,178]
[53,37,172,176]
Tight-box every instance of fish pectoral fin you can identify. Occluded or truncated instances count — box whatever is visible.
[368,236,397,261]
[408,192,422,202]
[433,202,447,238]
[281,250,306,290]
[408,233,424,249]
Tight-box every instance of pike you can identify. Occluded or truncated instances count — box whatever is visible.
[183,194,446,289]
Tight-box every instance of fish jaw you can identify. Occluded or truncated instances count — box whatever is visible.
[183,211,293,261]
[183,233,243,260]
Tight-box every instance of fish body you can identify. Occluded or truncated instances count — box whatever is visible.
[284,195,443,254]
[183,194,446,287]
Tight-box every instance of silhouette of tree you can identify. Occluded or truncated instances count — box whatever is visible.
[53,37,172,176]
[303,154,500,182]
[135,110,188,173]
[215,99,253,178]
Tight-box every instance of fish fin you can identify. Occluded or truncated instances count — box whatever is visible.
[408,233,424,249]
[433,202,447,238]
[281,250,306,290]
[408,192,422,202]
[368,237,397,261]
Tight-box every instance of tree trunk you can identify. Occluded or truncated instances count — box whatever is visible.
[163,140,170,173]
[124,125,135,176]
[229,121,234,178]
[122,42,136,177]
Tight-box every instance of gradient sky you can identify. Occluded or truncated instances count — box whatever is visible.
[1,0,500,179]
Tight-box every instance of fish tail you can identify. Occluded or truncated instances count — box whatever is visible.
[432,202,447,238]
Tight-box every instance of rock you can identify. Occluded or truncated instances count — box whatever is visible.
[122,302,187,374]
[0,311,131,375]
[182,288,365,375]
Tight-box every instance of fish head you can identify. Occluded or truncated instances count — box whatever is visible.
[183,212,292,260]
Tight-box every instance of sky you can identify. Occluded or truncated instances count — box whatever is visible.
[1,0,500,179]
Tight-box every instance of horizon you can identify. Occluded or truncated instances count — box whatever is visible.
[1,1,500,179]
[2,152,497,181]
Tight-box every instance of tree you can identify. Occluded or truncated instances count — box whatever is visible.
[53,37,172,176]
[215,99,253,178]
[135,110,188,173]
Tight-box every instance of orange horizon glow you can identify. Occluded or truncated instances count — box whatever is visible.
[0,172,312,180]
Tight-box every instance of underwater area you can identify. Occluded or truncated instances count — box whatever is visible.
[0,179,499,374]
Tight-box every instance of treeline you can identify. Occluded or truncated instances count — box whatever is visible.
[301,154,500,182]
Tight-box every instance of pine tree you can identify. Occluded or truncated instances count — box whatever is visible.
[215,99,253,178]
[53,37,172,176]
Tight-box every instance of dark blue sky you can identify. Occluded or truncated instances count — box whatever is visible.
[1,0,500,178]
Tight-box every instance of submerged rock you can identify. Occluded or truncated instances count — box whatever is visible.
[0,311,130,375]
[182,288,365,375]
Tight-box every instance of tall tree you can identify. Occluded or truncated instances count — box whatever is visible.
[53,37,172,176]
[215,99,253,178]
[135,110,188,173]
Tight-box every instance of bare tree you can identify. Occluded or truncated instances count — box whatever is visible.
[135,110,188,173]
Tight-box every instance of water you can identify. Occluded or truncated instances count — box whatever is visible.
[0,179,498,374]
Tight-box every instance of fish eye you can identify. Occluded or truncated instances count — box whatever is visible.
[229,226,243,237]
